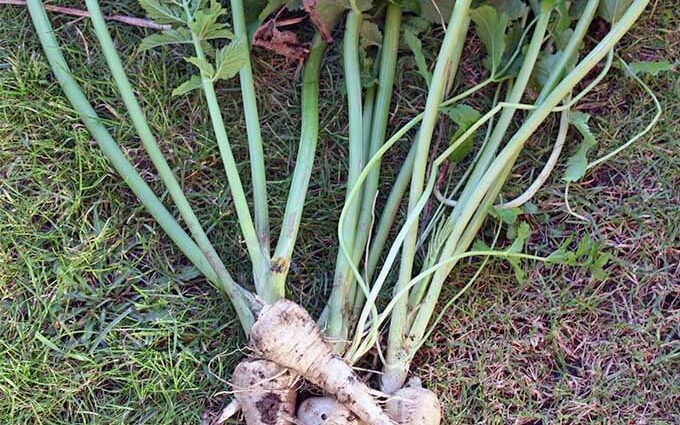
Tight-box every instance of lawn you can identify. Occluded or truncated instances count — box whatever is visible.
[0,1,678,424]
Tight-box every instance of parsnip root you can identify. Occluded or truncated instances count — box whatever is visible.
[384,378,441,425]
[249,300,393,425]
[231,359,297,425]
[297,397,365,425]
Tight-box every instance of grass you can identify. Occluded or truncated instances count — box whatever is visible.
[0,1,678,424]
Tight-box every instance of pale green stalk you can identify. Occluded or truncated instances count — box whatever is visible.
[26,0,255,330]
[446,7,553,235]
[182,6,270,300]
[345,85,375,318]
[271,35,327,287]
[383,0,472,393]
[229,0,271,256]
[84,0,256,329]
[351,3,404,320]
[327,9,365,341]
[537,0,600,102]
[407,0,652,357]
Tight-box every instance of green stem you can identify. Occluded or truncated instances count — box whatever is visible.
[327,9,365,341]
[229,0,271,255]
[383,0,472,393]
[448,8,552,233]
[187,25,270,300]
[271,35,327,290]
[26,0,255,330]
[407,0,651,360]
[83,0,255,330]
[345,84,376,318]
[350,3,402,317]
[537,0,600,103]
[364,144,415,284]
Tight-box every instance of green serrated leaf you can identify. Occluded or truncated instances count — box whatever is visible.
[483,0,528,20]
[213,38,248,81]
[360,20,382,47]
[404,15,430,35]
[532,51,562,89]
[597,0,633,23]
[139,28,193,51]
[138,0,185,25]
[189,0,231,41]
[357,21,382,88]
[507,221,530,282]
[626,60,675,76]
[172,75,203,96]
[403,29,432,86]
[550,0,573,49]
[185,56,215,78]
[390,0,421,13]
[489,205,523,224]
[418,0,455,24]
[442,104,481,162]
[471,5,509,75]
[563,111,596,182]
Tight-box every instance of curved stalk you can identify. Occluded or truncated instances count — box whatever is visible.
[83,0,257,332]
[271,35,327,288]
[327,9,365,341]
[26,0,255,330]
[229,0,271,257]
[186,25,270,300]
[497,106,571,209]
[384,0,472,393]
[407,0,652,361]
[350,3,403,318]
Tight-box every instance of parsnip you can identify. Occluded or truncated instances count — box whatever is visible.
[385,379,441,425]
[298,397,364,425]
[231,359,297,425]
[249,300,393,425]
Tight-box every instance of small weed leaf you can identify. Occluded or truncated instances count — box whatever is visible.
[138,0,185,25]
[598,0,633,23]
[547,236,610,279]
[139,28,193,52]
[471,5,509,75]
[532,50,562,90]
[172,75,202,96]
[403,29,431,86]
[507,222,531,282]
[442,104,481,162]
[563,111,596,182]
[213,38,249,82]
[483,0,529,20]
[489,205,523,224]
[618,60,675,77]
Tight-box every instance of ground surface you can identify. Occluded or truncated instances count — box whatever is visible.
[0,1,678,424]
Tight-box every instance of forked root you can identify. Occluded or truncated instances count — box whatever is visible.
[249,300,394,425]
[231,359,297,425]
